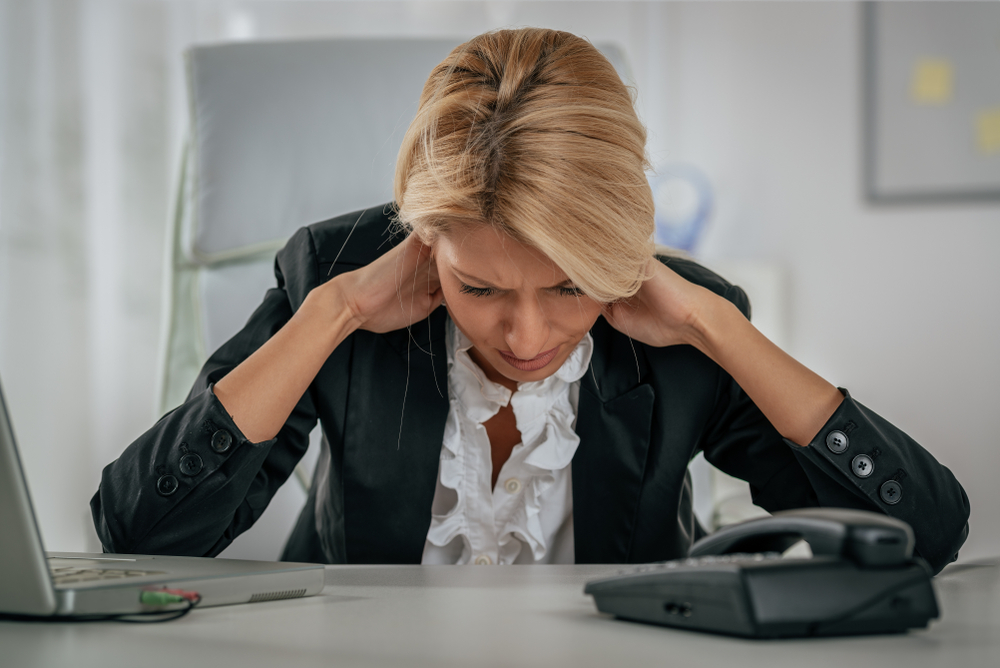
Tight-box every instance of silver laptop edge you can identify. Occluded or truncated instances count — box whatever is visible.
[0,375,325,617]
[0,376,59,615]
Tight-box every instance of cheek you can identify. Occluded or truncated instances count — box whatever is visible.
[444,294,500,338]
[546,297,603,334]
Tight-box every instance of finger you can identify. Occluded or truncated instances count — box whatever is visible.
[414,236,434,261]
[405,234,434,265]
[429,287,445,311]
[601,303,622,329]
[394,236,429,288]
[425,257,441,290]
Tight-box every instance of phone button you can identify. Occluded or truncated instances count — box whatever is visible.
[880,480,903,505]
[826,430,849,454]
[851,454,875,478]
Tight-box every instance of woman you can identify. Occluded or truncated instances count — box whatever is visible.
[91,28,969,572]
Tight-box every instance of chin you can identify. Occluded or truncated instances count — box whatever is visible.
[500,367,556,384]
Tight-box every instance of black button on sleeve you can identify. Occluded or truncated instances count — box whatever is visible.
[825,430,849,454]
[851,454,874,478]
[156,474,179,496]
[179,453,204,476]
[211,429,233,453]
[880,480,903,505]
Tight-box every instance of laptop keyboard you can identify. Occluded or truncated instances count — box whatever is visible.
[49,566,166,585]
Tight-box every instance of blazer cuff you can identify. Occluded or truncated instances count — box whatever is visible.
[784,388,970,574]
[91,385,276,554]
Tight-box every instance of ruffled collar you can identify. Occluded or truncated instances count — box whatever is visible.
[448,321,593,442]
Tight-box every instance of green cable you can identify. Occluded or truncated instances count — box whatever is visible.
[139,591,187,606]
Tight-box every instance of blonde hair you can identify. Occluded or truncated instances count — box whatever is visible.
[393,28,654,303]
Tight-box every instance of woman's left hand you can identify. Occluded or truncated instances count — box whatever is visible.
[601,259,721,350]
[603,256,844,447]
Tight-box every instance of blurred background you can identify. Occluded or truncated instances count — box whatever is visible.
[1,1,997,561]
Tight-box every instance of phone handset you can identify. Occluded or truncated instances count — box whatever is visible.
[689,507,915,567]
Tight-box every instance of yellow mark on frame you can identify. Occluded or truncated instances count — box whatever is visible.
[911,59,953,105]
[977,108,1000,154]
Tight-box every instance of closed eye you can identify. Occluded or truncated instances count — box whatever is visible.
[459,283,496,297]
[459,283,584,298]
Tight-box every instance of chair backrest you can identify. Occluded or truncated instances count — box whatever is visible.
[158,37,631,560]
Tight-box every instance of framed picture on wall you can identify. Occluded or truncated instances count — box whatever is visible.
[863,1,1000,203]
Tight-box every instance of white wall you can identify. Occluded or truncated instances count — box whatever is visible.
[1,1,996,561]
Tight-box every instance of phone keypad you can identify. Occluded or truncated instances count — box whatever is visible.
[618,552,784,576]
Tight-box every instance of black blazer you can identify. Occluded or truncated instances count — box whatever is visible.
[91,206,970,573]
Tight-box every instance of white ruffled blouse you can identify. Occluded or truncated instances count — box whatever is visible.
[421,318,594,565]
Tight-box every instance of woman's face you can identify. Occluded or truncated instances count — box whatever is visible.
[432,225,604,390]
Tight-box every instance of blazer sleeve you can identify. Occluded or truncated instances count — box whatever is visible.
[699,285,970,575]
[90,227,323,557]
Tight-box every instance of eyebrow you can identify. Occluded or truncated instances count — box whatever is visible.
[451,268,575,291]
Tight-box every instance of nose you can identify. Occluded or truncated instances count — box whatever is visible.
[504,294,551,359]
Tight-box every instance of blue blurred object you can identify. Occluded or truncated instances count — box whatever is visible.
[649,163,713,252]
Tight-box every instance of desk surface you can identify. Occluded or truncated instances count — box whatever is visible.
[3,560,998,668]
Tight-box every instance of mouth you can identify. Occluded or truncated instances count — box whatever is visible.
[497,346,560,372]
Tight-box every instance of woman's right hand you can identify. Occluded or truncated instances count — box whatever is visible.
[333,234,444,334]
[215,233,443,444]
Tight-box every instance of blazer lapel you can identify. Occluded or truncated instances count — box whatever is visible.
[573,321,655,563]
[342,307,449,563]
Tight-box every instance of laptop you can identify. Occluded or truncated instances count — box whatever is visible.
[0,376,326,618]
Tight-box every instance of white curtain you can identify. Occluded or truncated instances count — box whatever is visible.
[0,0,182,552]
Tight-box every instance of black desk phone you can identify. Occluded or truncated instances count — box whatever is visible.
[585,508,938,638]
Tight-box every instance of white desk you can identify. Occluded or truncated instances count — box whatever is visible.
[3,560,998,668]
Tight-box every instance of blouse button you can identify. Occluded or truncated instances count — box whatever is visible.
[474,555,493,565]
[504,478,522,494]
